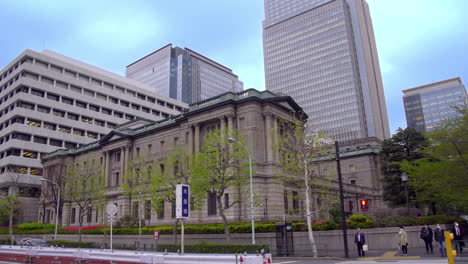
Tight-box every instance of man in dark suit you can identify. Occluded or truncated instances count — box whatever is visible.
[452,222,464,254]
[354,227,366,257]
[420,224,434,254]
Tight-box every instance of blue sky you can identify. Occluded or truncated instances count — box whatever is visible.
[1,0,467,134]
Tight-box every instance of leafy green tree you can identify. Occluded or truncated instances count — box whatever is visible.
[199,129,250,242]
[274,117,332,258]
[120,155,152,248]
[380,127,428,207]
[0,171,24,242]
[150,147,205,243]
[401,108,468,214]
[64,158,105,242]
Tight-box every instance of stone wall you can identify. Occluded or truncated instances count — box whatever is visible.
[3,225,437,256]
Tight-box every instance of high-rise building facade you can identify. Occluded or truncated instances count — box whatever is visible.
[0,49,187,223]
[263,0,390,142]
[126,44,243,104]
[403,77,468,132]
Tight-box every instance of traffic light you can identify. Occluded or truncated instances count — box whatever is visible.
[360,200,368,211]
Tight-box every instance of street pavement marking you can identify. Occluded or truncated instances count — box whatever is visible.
[359,251,420,260]
[274,261,299,264]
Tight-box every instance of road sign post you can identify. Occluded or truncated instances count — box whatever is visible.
[153,230,159,251]
[106,203,117,252]
[176,184,190,254]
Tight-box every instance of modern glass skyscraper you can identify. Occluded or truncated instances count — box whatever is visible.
[263,0,390,142]
[126,44,243,104]
[403,77,468,132]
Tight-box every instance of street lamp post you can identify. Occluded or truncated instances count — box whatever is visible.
[227,137,255,244]
[401,172,410,216]
[41,178,60,240]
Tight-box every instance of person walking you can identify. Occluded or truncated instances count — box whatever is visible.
[434,224,447,257]
[420,224,434,254]
[452,222,464,254]
[354,227,366,257]
[398,226,408,256]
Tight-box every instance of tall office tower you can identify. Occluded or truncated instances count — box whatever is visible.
[126,44,244,104]
[0,49,187,223]
[403,77,468,132]
[263,0,390,142]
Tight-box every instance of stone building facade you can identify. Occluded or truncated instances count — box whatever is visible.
[42,89,385,226]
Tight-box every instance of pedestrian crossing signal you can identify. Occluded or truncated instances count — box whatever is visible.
[360,200,368,211]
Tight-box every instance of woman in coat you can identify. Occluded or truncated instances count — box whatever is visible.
[398,226,408,256]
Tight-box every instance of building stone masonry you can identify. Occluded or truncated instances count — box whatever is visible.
[42,89,386,227]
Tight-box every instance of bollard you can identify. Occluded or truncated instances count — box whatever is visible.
[444,231,456,264]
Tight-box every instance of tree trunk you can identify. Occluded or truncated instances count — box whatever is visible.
[9,198,14,243]
[78,214,83,242]
[304,166,318,257]
[217,196,230,242]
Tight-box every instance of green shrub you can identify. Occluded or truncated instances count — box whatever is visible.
[17,223,56,230]
[49,239,96,248]
[374,216,417,227]
[115,215,145,228]
[158,241,269,253]
[0,237,14,245]
[415,215,467,225]
[347,214,374,229]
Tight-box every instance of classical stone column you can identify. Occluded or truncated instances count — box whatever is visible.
[119,148,126,185]
[272,115,279,161]
[194,124,200,153]
[227,114,234,135]
[104,152,110,187]
[264,113,273,162]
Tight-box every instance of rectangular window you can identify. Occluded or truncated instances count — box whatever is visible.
[44,122,56,130]
[171,202,176,218]
[65,142,76,149]
[95,120,105,127]
[58,126,71,134]
[120,100,129,107]
[81,116,93,124]
[157,200,164,219]
[292,191,299,212]
[73,129,84,136]
[208,193,217,216]
[114,111,123,118]
[18,102,34,110]
[283,190,289,213]
[89,104,99,112]
[47,93,59,101]
[102,108,111,115]
[71,208,76,224]
[224,193,229,209]
[87,207,92,223]
[145,201,151,220]
[53,109,65,117]
[34,136,47,144]
[68,113,79,120]
[62,97,73,105]
[49,139,62,147]
[37,105,50,113]
[26,119,41,127]
[87,132,98,139]
[76,101,87,108]
[31,88,44,97]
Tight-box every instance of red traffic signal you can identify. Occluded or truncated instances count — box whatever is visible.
[360,200,368,211]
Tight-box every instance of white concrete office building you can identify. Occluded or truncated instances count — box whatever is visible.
[263,0,390,142]
[0,49,187,223]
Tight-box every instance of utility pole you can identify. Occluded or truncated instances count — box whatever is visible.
[335,141,349,258]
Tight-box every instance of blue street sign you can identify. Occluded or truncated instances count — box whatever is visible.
[176,184,190,218]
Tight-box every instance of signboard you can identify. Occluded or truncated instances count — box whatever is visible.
[153,230,159,239]
[176,184,190,218]
[106,203,117,216]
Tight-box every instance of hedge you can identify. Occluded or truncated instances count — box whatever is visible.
[157,241,270,254]
[48,239,96,248]
[2,215,465,236]
[0,238,14,245]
